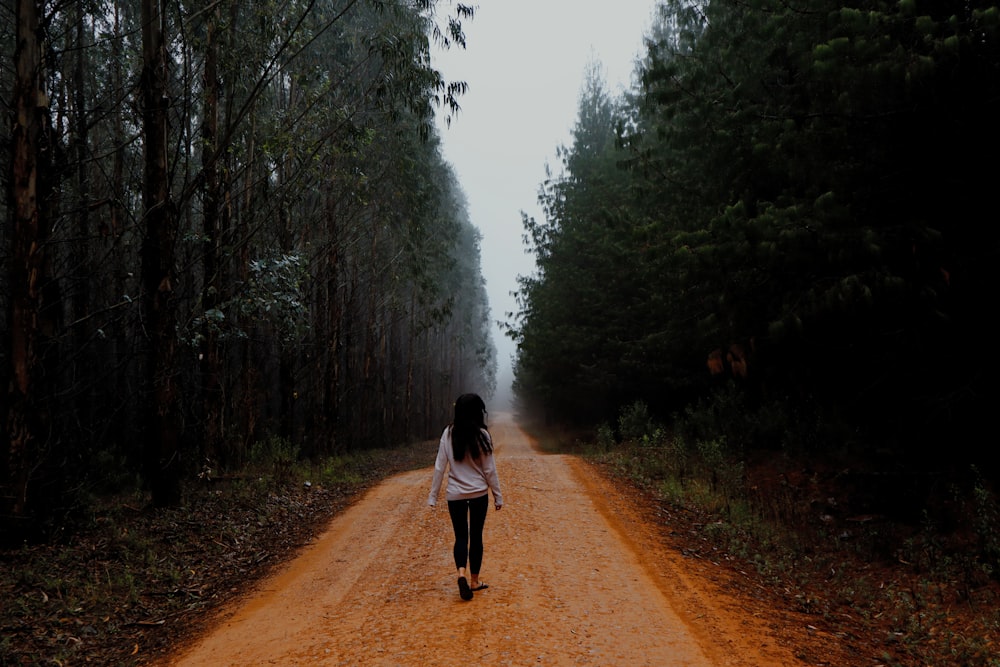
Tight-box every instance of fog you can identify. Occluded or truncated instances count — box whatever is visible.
[433,1,656,410]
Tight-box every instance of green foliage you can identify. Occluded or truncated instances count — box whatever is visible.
[595,422,616,450]
[617,400,654,443]
[241,253,311,342]
[510,64,644,422]
[971,468,1000,577]
[316,455,366,486]
[512,0,1000,469]
[0,0,496,529]
[185,252,311,347]
[250,435,300,481]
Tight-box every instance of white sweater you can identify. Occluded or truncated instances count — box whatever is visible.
[428,426,503,507]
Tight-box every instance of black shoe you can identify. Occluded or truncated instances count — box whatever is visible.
[457,576,473,601]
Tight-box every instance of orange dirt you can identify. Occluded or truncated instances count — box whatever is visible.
[160,414,817,666]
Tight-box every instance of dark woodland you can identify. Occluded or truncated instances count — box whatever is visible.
[1,0,495,538]
[511,0,999,485]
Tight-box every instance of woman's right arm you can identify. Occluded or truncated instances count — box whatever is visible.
[481,433,503,509]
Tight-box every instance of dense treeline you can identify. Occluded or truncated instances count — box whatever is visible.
[512,0,999,471]
[1,0,495,539]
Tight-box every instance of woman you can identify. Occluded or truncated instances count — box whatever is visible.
[428,393,503,601]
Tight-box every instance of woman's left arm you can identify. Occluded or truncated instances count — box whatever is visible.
[428,430,450,506]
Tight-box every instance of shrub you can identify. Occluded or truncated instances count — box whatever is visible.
[249,435,300,481]
[618,400,655,442]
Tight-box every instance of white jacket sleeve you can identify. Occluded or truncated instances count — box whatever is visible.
[428,429,449,506]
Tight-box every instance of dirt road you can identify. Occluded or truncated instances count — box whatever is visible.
[164,414,800,666]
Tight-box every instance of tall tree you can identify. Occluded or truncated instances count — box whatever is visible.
[198,0,225,465]
[3,0,56,526]
[513,64,637,422]
[139,0,181,506]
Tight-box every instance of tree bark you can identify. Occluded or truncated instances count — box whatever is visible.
[4,0,46,522]
[140,0,182,506]
[200,0,225,467]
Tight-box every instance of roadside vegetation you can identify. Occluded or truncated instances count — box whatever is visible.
[525,395,1000,667]
[0,438,439,667]
[4,404,998,666]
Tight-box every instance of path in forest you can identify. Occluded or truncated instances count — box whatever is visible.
[163,414,798,666]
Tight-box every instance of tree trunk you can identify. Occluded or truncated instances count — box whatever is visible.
[361,224,379,446]
[321,191,343,453]
[404,288,416,440]
[110,3,125,240]
[235,105,258,457]
[69,0,96,446]
[140,0,182,507]
[3,0,51,525]
[200,0,225,467]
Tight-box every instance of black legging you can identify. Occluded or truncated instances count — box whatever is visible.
[447,494,489,574]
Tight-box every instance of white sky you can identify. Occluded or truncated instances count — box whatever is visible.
[433,1,657,408]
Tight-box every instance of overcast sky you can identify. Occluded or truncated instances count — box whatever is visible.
[432,1,657,408]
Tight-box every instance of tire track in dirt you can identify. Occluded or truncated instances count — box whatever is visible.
[163,414,799,666]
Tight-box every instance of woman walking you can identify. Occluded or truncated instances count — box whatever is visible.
[428,393,504,600]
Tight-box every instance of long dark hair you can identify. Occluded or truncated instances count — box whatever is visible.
[450,393,492,461]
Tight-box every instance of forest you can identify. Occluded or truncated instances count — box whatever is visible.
[3,0,1000,664]
[511,0,999,484]
[0,0,995,542]
[1,0,496,540]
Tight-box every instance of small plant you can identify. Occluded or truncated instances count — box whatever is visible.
[595,422,615,450]
[971,466,1000,575]
[249,435,300,481]
[618,400,654,442]
[318,454,365,486]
